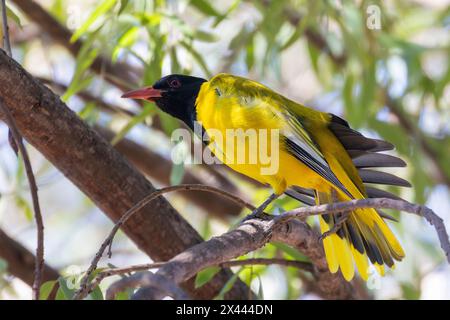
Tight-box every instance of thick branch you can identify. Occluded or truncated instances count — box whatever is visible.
[106,272,190,300]
[74,184,255,300]
[96,127,245,219]
[0,49,250,300]
[274,197,450,263]
[38,77,247,209]
[37,77,136,117]
[129,197,448,300]
[1,0,12,56]
[0,228,58,287]
[1,100,45,300]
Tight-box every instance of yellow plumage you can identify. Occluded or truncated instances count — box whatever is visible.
[195,73,405,281]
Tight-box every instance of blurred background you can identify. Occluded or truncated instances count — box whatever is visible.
[0,0,449,299]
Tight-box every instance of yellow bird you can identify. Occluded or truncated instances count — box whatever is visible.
[122,73,410,281]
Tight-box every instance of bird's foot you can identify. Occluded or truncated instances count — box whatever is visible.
[242,193,278,222]
[319,211,350,241]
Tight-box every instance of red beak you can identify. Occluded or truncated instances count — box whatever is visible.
[121,87,163,101]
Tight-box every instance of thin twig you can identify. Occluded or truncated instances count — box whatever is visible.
[319,211,350,241]
[73,184,255,300]
[106,272,190,300]
[272,197,450,263]
[83,262,165,296]
[83,258,314,296]
[0,100,44,300]
[219,258,314,273]
[1,0,12,56]
[130,197,449,300]
[37,77,137,118]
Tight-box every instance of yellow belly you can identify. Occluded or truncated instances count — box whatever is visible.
[195,82,329,195]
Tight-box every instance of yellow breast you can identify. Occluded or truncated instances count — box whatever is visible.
[195,80,324,194]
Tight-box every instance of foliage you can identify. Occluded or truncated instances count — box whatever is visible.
[0,0,449,300]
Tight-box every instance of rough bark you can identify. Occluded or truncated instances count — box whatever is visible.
[0,228,59,287]
[96,126,244,219]
[0,49,250,299]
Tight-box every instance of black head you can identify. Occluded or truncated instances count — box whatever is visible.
[122,74,207,129]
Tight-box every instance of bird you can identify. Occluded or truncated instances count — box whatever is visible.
[122,73,410,281]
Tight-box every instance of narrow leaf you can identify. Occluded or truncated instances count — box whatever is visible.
[195,266,221,289]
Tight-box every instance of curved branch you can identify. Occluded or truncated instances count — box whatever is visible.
[0,99,45,300]
[0,228,58,289]
[129,197,448,300]
[106,272,190,300]
[74,184,255,300]
[273,197,450,262]
[0,49,251,300]
[82,258,313,297]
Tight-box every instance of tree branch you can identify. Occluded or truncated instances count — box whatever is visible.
[37,77,136,117]
[96,126,246,219]
[1,0,12,56]
[81,257,313,297]
[273,198,450,263]
[0,49,251,300]
[74,184,255,300]
[103,258,313,300]
[123,197,448,300]
[106,272,190,300]
[13,1,252,194]
[0,228,58,290]
[37,76,248,212]
[0,99,45,300]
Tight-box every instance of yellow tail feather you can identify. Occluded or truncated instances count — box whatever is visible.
[317,190,404,281]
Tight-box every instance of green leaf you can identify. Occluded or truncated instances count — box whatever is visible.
[57,277,76,300]
[6,5,22,28]
[114,291,130,300]
[15,196,33,221]
[112,25,139,62]
[111,107,153,145]
[157,109,180,135]
[78,102,99,125]
[256,275,264,300]
[190,0,221,17]
[118,0,129,15]
[195,266,221,289]
[193,30,219,43]
[307,42,320,76]
[271,242,308,261]
[71,0,117,42]
[89,285,104,300]
[214,267,244,300]
[170,162,185,186]
[180,41,212,77]
[62,32,99,101]
[280,15,310,51]
[356,61,376,126]
[400,282,421,300]
[39,280,58,300]
[0,258,8,272]
[213,0,239,27]
[170,48,182,73]
[245,36,255,71]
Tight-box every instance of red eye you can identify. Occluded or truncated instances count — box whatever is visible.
[169,79,181,88]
